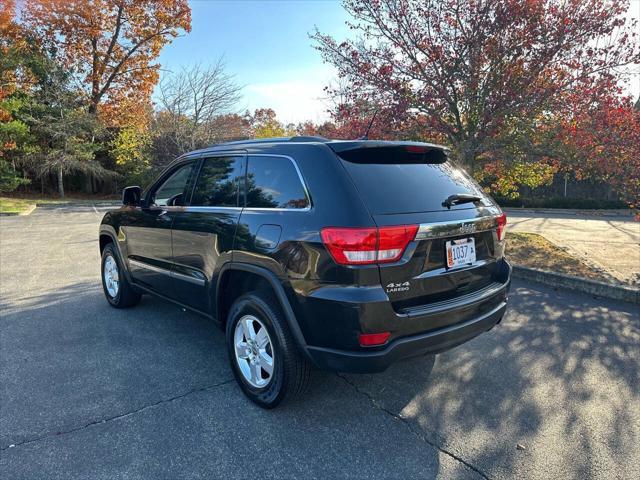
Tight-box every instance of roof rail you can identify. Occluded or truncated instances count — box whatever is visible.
[207,137,288,148]
[288,136,329,142]
[208,136,330,148]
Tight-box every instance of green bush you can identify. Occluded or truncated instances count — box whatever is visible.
[0,159,30,193]
[495,196,628,210]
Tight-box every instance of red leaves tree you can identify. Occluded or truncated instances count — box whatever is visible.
[313,0,640,170]
[555,97,640,209]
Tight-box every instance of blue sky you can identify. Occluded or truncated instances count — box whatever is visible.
[156,0,352,124]
[156,0,640,123]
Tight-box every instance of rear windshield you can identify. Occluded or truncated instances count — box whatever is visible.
[338,150,490,215]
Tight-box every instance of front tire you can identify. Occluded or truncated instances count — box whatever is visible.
[101,243,141,308]
[226,291,310,408]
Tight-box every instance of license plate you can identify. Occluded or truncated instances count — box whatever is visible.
[446,238,476,268]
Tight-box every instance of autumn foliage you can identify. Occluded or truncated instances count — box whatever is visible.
[313,0,640,208]
[1,0,639,209]
[1,0,192,196]
[1,0,33,161]
[555,99,640,208]
[22,0,191,127]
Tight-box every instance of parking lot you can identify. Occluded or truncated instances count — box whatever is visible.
[1,205,638,479]
[507,210,640,284]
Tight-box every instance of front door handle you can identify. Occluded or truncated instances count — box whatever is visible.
[158,210,171,222]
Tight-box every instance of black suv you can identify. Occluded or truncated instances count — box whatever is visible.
[99,137,511,408]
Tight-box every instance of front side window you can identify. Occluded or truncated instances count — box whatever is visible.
[191,156,244,207]
[246,156,309,209]
[152,162,196,207]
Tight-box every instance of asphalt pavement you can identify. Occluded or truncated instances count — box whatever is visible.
[1,205,638,479]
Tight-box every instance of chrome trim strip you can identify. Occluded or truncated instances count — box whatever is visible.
[145,206,183,212]
[415,259,495,279]
[415,216,498,240]
[171,269,206,286]
[156,154,312,212]
[242,207,311,212]
[146,206,244,213]
[183,206,243,213]
[128,259,206,287]
[128,259,170,275]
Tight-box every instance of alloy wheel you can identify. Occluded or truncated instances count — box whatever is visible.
[103,254,119,298]
[233,314,275,388]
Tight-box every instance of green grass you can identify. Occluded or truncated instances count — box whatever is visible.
[1,195,118,214]
[0,197,36,214]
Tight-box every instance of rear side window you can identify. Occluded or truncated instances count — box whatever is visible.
[246,156,309,209]
[338,149,488,214]
[191,156,244,207]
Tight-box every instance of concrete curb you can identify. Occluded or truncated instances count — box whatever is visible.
[0,204,37,217]
[35,201,119,207]
[21,204,37,216]
[512,265,639,304]
[504,207,634,218]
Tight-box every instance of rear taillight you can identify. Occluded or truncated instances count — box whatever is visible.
[496,213,507,241]
[321,225,418,265]
[377,225,419,262]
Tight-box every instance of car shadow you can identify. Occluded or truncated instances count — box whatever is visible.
[336,282,640,478]
[1,282,451,477]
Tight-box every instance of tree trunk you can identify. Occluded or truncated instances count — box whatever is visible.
[454,139,478,173]
[57,165,65,198]
[461,149,476,172]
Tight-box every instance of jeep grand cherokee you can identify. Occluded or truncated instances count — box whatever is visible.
[99,137,511,408]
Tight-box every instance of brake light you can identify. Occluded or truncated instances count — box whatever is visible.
[321,225,418,265]
[359,332,391,346]
[404,145,428,153]
[496,213,507,241]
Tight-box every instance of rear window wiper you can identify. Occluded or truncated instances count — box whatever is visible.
[442,193,482,209]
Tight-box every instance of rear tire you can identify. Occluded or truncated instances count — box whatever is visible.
[101,243,141,308]
[226,290,310,408]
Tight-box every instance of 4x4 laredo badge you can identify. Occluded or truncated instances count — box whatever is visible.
[386,281,410,293]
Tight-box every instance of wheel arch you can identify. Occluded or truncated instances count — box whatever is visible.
[216,263,311,360]
[99,232,115,253]
[99,225,118,251]
[99,226,134,283]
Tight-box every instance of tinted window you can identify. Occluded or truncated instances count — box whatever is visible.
[152,163,195,207]
[191,156,244,207]
[339,155,489,214]
[246,156,309,209]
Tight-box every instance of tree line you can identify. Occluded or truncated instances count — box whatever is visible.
[1,0,638,210]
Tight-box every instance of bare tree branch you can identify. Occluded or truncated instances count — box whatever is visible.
[156,60,243,150]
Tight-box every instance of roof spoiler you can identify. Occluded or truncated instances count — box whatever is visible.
[328,141,449,164]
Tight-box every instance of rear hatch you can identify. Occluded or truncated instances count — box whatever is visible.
[330,141,504,312]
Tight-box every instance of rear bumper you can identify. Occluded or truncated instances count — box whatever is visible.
[306,299,506,373]
[294,259,511,373]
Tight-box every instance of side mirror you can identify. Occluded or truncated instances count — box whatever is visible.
[122,186,141,206]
